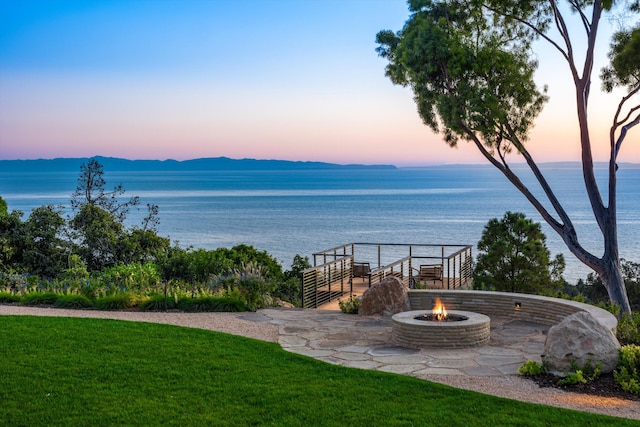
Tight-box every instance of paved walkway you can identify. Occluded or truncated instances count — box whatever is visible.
[239,308,548,377]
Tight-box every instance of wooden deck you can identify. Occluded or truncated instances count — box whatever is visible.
[316,276,472,310]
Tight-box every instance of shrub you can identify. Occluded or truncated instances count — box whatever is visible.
[0,272,28,291]
[0,291,21,303]
[21,291,58,306]
[177,296,246,312]
[139,294,177,311]
[557,360,602,386]
[614,344,640,395]
[273,277,302,306]
[99,263,162,293]
[94,293,141,310]
[53,294,94,309]
[338,296,361,314]
[224,261,276,311]
[518,360,545,376]
[616,312,640,345]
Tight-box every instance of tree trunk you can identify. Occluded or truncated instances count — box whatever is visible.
[598,258,632,315]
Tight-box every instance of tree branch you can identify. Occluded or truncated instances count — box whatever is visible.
[615,112,640,159]
[611,85,640,157]
[550,0,581,82]
[505,124,574,229]
[481,2,570,62]
[581,1,603,98]
[568,0,591,34]
[461,119,601,270]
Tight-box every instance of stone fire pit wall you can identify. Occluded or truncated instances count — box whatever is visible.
[392,310,491,348]
[407,290,617,332]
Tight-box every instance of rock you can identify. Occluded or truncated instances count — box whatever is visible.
[274,299,296,308]
[542,311,620,374]
[358,276,410,316]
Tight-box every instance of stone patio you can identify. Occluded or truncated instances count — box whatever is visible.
[247,308,549,378]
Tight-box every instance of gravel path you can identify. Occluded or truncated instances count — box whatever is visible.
[2,305,638,421]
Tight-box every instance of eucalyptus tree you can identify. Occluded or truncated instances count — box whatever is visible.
[376,0,639,312]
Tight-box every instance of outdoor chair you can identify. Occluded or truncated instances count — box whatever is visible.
[352,262,371,278]
[417,264,443,285]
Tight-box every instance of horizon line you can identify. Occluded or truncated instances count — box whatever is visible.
[1,155,638,169]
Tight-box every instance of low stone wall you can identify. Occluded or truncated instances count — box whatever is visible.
[407,290,617,332]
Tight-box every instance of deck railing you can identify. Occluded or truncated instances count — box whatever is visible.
[301,243,473,308]
[301,255,353,309]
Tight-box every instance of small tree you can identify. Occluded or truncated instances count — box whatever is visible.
[71,159,140,223]
[22,205,67,277]
[69,159,165,270]
[70,204,125,271]
[285,254,311,280]
[0,197,25,272]
[474,212,565,294]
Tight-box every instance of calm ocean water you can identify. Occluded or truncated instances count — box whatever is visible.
[2,163,639,283]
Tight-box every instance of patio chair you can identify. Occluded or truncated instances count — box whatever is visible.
[417,264,443,284]
[352,262,371,278]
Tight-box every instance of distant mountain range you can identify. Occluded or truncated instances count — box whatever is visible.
[1,157,638,173]
[0,156,397,173]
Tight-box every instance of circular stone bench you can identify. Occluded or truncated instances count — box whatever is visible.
[407,290,617,332]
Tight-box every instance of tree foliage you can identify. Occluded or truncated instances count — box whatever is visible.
[22,205,66,277]
[377,0,639,312]
[474,212,565,294]
[0,198,25,273]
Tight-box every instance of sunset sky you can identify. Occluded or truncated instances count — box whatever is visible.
[0,0,637,167]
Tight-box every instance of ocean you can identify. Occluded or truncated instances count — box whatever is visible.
[1,161,639,283]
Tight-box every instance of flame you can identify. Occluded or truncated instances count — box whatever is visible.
[432,297,448,321]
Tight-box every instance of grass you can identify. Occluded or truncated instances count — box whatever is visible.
[0,316,636,427]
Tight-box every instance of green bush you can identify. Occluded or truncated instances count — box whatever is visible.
[273,277,302,306]
[99,263,162,292]
[614,344,640,394]
[221,261,276,311]
[616,312,640,345]
[517,360,545,376]
[94,293,141,310]
[139,294,177,311]
[21,291,58,306]
[53,294,94,309]
[338,296,361,314]
[177,296,246,312]
[558,360,602,386]
[0,291,21,303]
[0,272,28,291]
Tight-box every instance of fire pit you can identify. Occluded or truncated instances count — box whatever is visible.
[391,298,490,348]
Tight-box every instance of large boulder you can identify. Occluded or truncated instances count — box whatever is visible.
[358,276,410,316]
[543,311,621,374]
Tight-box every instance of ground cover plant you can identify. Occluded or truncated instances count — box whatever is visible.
[1,316,636,427]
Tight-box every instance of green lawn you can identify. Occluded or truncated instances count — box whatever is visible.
[0,315,636,426]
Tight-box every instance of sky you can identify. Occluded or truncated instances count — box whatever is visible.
[0,0,638,167]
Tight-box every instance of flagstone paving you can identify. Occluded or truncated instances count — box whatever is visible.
[257,308,549,378]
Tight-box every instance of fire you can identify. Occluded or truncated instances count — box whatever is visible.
[432,297,448,321]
